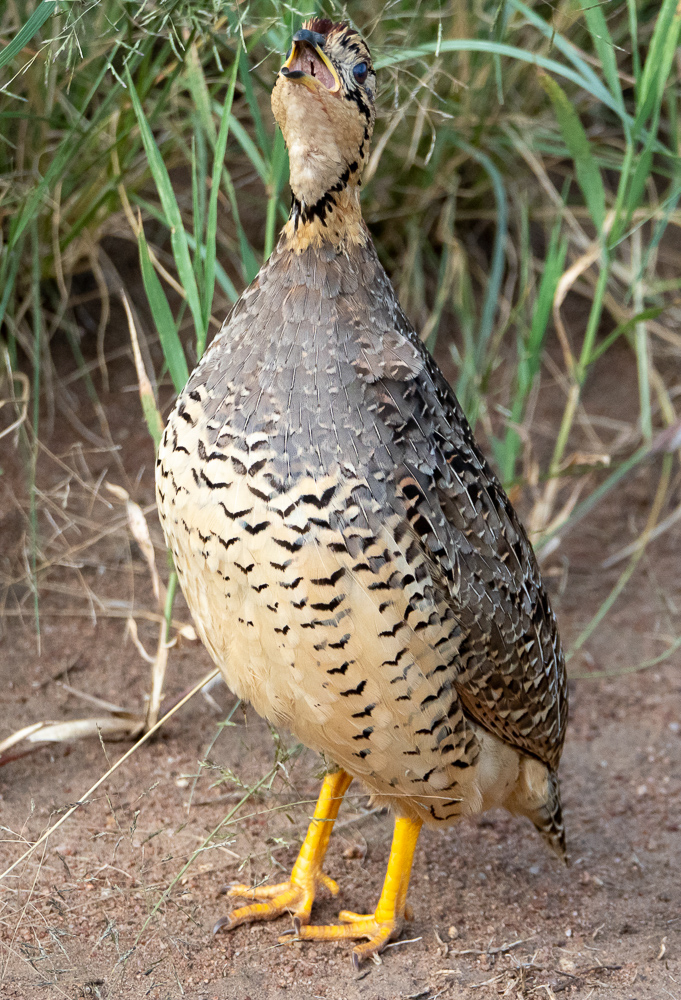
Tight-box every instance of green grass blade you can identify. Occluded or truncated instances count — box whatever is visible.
[237,46,270,160]
[527,243,568,363]
[626,0,641,91]
[491,0,510,105]
[191,130,207,298]
[496,217,565,479]
[227,114,268,185]
[375,40,620,118]
[541,74,606,235]
[208,101,263,281]
[125,65,206,353]
[509,0,606,99]
[11,135,81,252]
[138,228,189,393]
[635,0,681,135]
[578,0,623,111]
[204,51,240,337]
[586,308,663,366]
[264,127,288,260]
[130,194,239,303]
[184,41,215,141]
[0,233,24,331]
[451,137,508,393]
[30,219,41,645]
[499,221,568,482]
[0,0,56,71]
[637,183,681,280]
[8,40,132,255]
[538,444,649,551]
[453,259,479,421]
[624,144,654,225]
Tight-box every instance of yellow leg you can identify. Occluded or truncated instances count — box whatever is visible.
[286,814,422,969]
[213,769,352,934]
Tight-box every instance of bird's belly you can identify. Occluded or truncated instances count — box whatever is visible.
[158,432,529,826]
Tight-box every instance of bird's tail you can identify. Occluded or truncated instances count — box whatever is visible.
[506,757,568,864]
[530,768,568,863]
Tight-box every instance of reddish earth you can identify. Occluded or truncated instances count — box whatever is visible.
[1,315,680,1000]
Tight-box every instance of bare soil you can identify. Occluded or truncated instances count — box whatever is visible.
[1,322,680,1000]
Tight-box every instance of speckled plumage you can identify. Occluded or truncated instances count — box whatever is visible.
[156,19,567,888]
[157,230,567,846]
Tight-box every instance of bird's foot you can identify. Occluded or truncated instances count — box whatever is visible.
[213,868,340,934]
[282,908,409,968]
[213,770,353,935]
[282,815,422,967]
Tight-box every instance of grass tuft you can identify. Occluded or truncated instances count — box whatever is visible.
[1,0,680,668]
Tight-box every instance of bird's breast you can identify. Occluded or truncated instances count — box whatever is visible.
[156,384,495,821]
[154,240,563,830]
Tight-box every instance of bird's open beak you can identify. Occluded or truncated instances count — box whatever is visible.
[279,29,341,95]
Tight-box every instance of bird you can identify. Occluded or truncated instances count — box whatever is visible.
[155,18,568,969]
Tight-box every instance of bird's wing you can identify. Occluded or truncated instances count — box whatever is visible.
[354,244,568,772]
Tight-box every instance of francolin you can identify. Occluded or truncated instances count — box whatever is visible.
[156,19,568,968]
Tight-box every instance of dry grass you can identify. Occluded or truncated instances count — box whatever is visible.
[1,1,681,992]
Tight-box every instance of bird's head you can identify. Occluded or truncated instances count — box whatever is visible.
[271,19,375,248]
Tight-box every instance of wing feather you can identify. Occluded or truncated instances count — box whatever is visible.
[356,243,568,771]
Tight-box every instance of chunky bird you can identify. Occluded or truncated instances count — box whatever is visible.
[156,18,568,968]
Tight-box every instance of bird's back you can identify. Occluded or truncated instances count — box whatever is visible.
[156,235,567,854]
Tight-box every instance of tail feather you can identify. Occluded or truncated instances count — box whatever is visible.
[530,768,568,864]
[505,756,568,865]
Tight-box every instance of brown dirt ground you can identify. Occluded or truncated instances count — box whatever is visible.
[1,315,680,1000]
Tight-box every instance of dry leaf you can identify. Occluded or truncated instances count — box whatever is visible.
[0,716,143,755]
[107,482,163,605]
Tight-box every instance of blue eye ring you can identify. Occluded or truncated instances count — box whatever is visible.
[353,61,368,84]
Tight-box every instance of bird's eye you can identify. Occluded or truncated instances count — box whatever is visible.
[353,61,368,85]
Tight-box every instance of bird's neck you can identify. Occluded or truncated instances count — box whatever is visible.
[282,178,367,252]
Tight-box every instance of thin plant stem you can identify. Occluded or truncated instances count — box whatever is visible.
[30,220,41,649]
[163,570,178,645]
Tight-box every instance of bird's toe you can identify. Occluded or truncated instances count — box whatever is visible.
[214,866,339,935]
[282,911,400,967]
